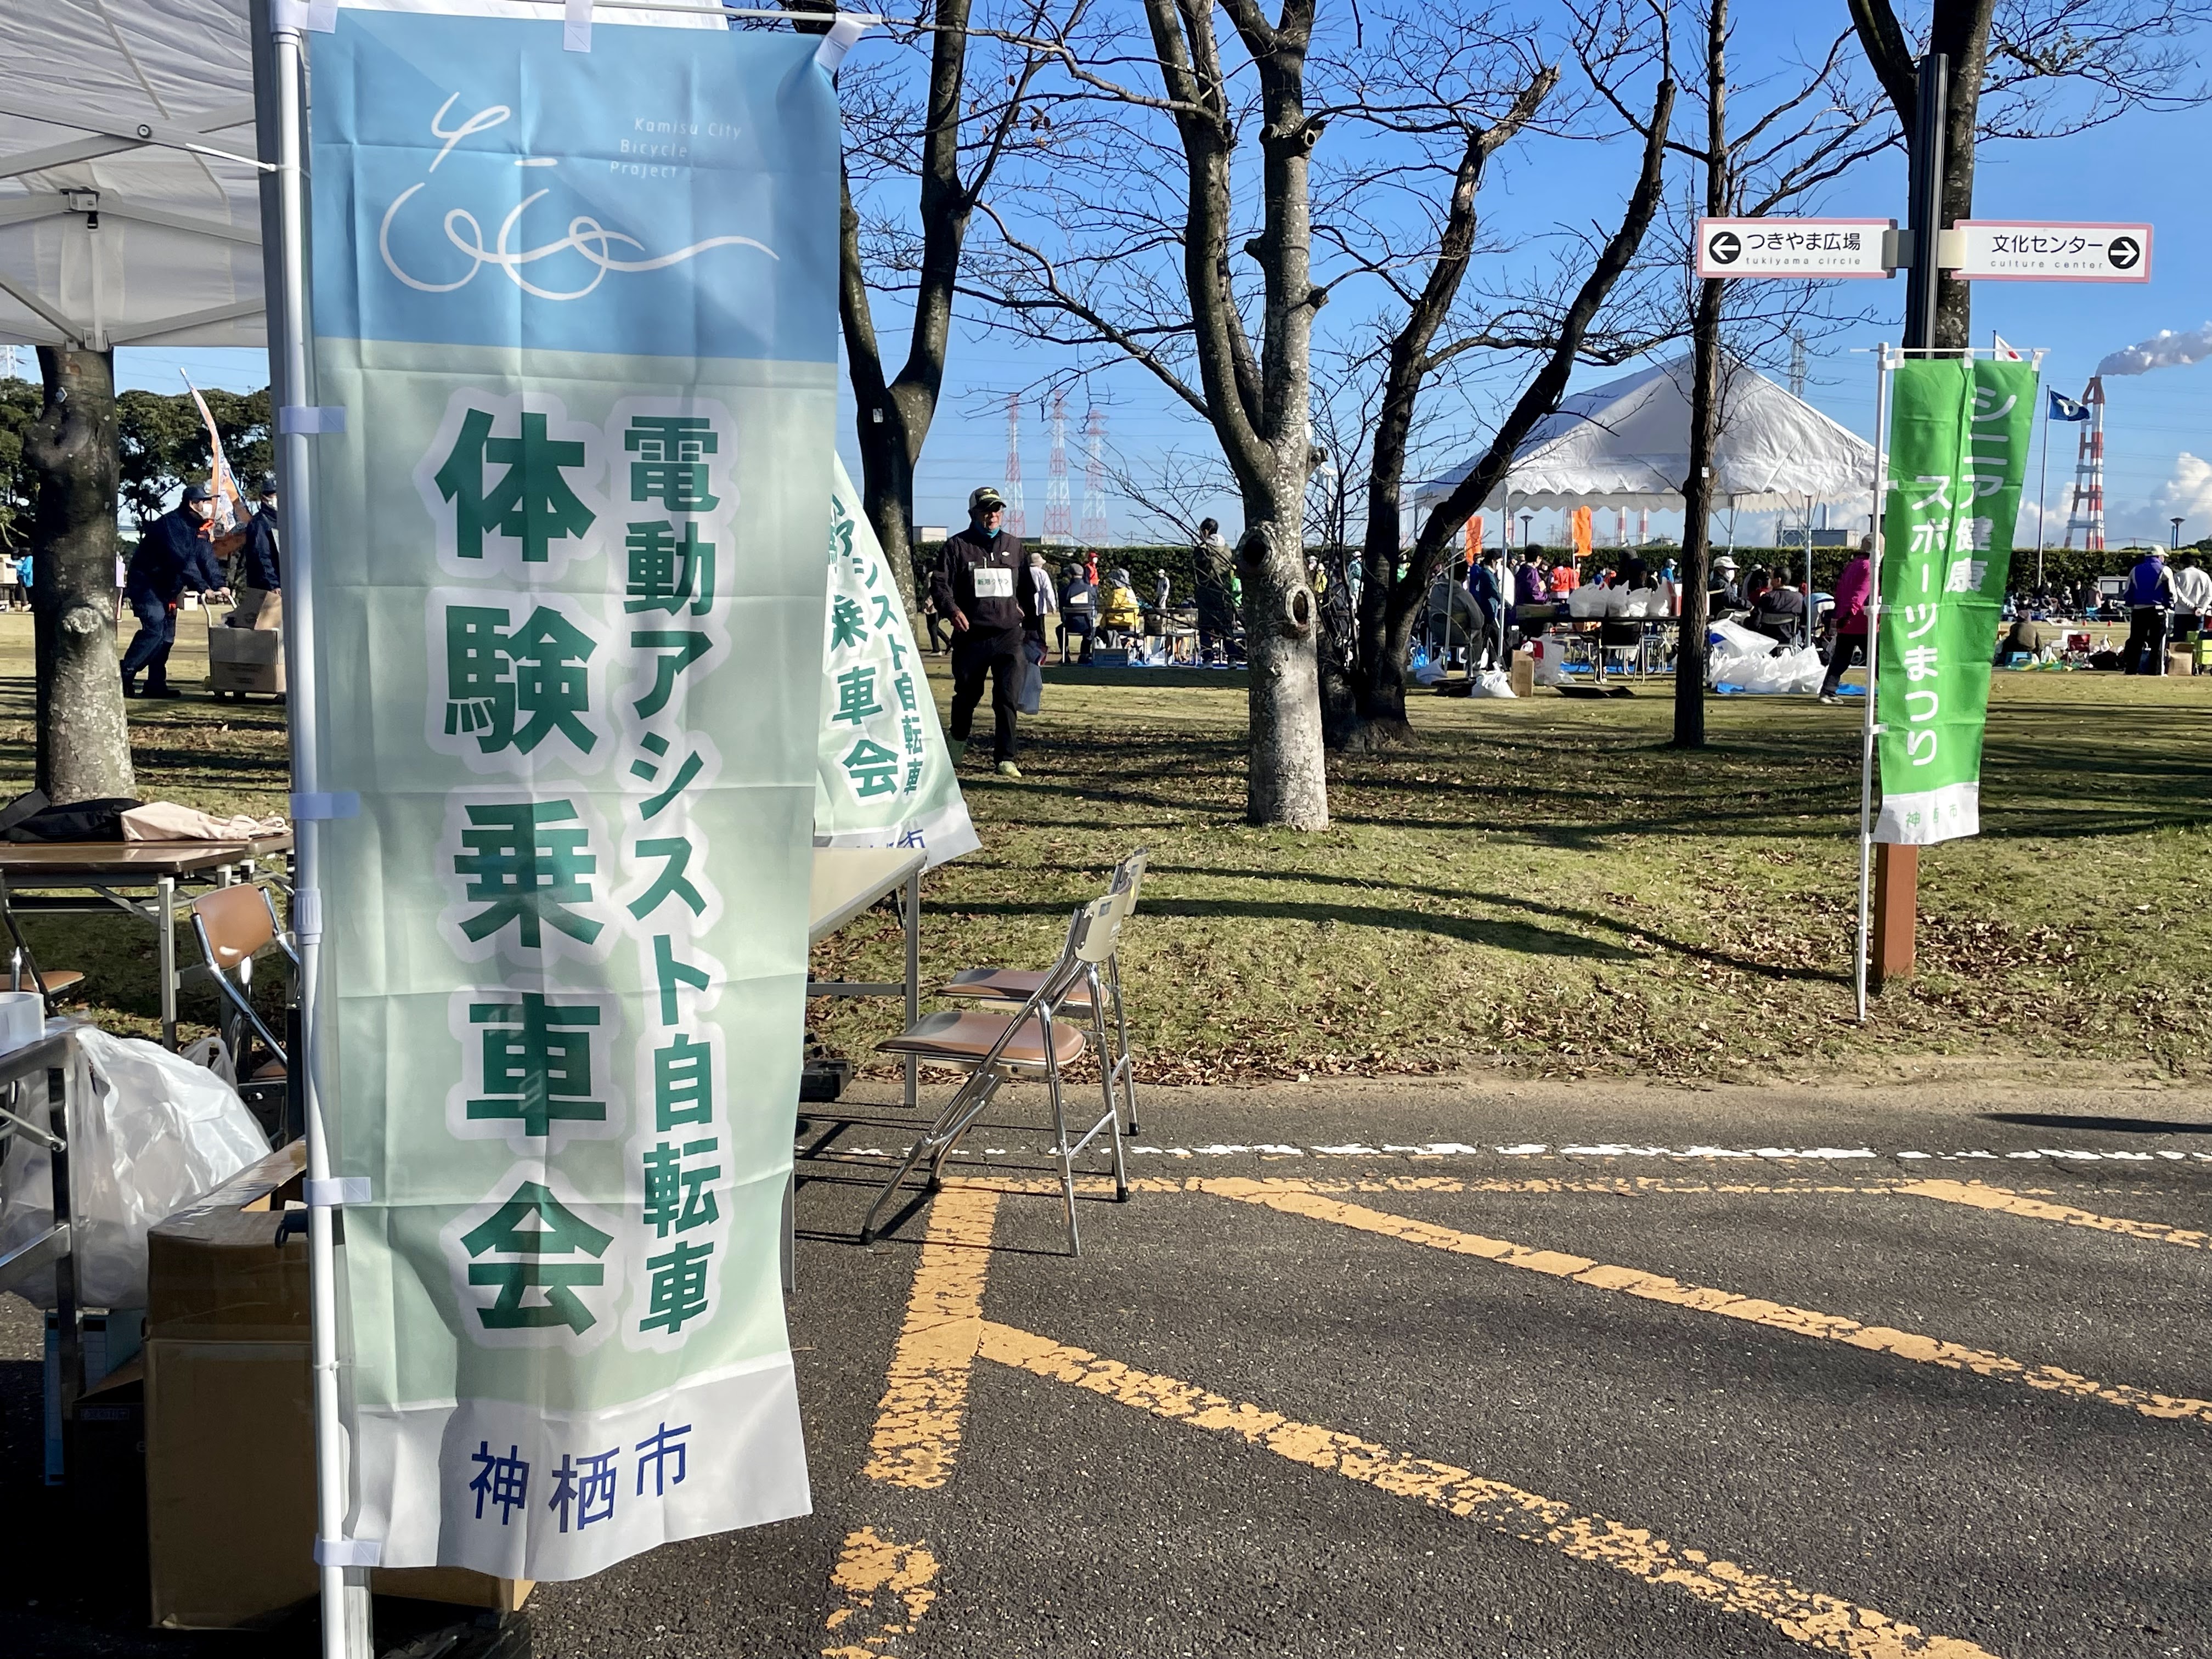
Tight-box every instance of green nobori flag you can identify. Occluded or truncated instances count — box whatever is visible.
[1874,358,2038,845]
[304,9,838,1579]
[815,456,979,865]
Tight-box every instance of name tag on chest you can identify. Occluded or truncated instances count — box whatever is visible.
[972,565,1014,599]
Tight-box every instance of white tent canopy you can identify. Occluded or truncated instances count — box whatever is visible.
[0,1,265,351]
[1414,356,1877,516]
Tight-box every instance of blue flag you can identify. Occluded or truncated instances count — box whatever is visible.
[2048,390,2091,421]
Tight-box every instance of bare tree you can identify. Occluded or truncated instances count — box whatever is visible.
[972,3,1339,827]
[27,347,133,803]
[1847,0,2212,352]
[792,0,1075,613]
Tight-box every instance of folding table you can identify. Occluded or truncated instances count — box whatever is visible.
[0,836,294,1048]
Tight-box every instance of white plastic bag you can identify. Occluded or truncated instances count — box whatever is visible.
[0,1023,269,1308]
[1530,644,1566,686]
[1468,668,1517,698]
[1566,584,1609,618]
[1017,656,1042,714]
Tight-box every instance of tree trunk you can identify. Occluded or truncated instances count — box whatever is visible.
[838,166,924,620]
[28,347,133,804]
[1673,280,1723,749]
[1931,0,1995,353]
[1673,0,1729,751]
[1237,514,1328,828]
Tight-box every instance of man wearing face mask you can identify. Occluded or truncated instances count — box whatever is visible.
[122,479,230,698]
[931,485,1039,777]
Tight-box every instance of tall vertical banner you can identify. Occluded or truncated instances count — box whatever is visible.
[306,7,838,1577]
[815,455,978,866]
[1874,358,2038,844]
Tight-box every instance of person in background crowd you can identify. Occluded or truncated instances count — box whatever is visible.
[1708,553,1741,613]
[1819,534,1872,702]
[239,475,281,594]
[2073,579,2100,620]
[2168,551,2210,661]
[1154,567,1172,617]
[1466,548,1504,670]
[1193,518,1237,664]
[2123,546,2175,675]
[1550,556,1576,600]
[931,484,1039,777]
[1058,562,1097,664]
[1514,548,1548,610]
[1751,566,1806,646]
[1346,550,1364,611]
[0,554,16,610]
[1098,566,1143,637]
[15,551,30,606]
[121,479,228,698]
[1025,547,1058,669]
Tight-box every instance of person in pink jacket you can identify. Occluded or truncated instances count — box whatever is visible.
[1818,535,1872,702]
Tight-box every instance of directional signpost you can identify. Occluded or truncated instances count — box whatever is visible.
[1695,217,1895,279]
[1946,221,2152,284]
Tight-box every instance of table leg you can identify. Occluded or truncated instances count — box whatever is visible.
[903,868,921,1111]
[159,876,177,1049]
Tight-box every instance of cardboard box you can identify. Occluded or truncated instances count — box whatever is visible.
[206,623,285,694]
[234,586,284,631]
[1509,652,1536,699]
[45,1306,144,1482]
[146,1143,527,1629]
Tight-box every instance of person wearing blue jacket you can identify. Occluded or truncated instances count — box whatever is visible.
[121,480,228,698]
[2122,549,2175,676]
[238,476,281,592]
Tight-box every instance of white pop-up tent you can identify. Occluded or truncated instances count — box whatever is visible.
[0,2,267,351]
[1413,355,1877,517]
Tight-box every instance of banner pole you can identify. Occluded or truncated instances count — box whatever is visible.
[2035,387,2051,596]
[263,11,373,1657]
[1856,345,1893,1025]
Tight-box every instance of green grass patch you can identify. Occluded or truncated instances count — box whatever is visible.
[0,613,2203,1078]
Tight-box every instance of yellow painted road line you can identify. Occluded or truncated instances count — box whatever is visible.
[1898,1179,2209,1251]
[979,1322,2000,1659]
[1199,1180,2212,1426]
[821,1527,940,1659]
[862,1184,1002,1490]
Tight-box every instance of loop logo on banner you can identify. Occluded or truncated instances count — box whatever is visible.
[303,5,838,1580]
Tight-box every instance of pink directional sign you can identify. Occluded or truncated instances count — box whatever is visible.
[1950,221,2152,283]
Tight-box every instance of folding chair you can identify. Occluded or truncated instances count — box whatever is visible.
[0,871,84,1011]
[189,883,296,1118]
[939,848,1147,1136]
[862,893,1128,1255]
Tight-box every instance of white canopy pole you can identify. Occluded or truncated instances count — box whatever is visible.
[253,4,371,1655]
[1855,347,1894,1025]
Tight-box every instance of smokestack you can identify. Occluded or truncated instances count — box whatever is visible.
[2097,323,2212,379]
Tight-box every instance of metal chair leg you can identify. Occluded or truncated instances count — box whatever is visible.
[1096,997,1128,1201]
[1108,951,1139,1136]
[1043,1027,1079,1256]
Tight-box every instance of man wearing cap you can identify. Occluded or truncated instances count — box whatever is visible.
[931,486,1040,777]
[121,480,229,698]
[1707,552,1742,616]
[239,475,281,595]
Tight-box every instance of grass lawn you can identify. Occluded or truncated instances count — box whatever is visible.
[1,610,2206,1080]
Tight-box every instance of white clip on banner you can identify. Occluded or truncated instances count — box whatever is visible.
[278,405,346,435]
[314,1538,383,1569]
[289,791,361,821]
[270,0,338,31]
[817,16,870,72]
[566,0,592,52]
[306,1177,374,1207]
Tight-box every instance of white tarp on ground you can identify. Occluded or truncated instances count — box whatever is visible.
[1414,356,1877,515]
[0,0,264,349]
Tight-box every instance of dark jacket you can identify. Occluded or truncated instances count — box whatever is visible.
[1193,535,1235,623]
[1513,563,1545,608]
[932,525,1037,635]
[1061,577,1097,619]
[1467,562,1502,613]
[126,508,224,607]
[240,504,280,590]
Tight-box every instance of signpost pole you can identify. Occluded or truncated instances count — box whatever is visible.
[1856,346,1893,1025]
[2035,390,2052,595]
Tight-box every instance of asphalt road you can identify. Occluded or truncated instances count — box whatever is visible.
[5,1076,2209,1658]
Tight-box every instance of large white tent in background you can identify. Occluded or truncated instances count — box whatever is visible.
[1413,355,1877,523]
[0,1,264,352]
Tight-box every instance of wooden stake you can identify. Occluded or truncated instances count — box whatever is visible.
[1870,843,1917,989]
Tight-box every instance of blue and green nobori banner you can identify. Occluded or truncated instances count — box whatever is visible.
[305,7,838,1579]
[1874,358,2039,846]
[815,455,978,866]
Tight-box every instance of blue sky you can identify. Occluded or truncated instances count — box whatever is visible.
[16,3,2204,549]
